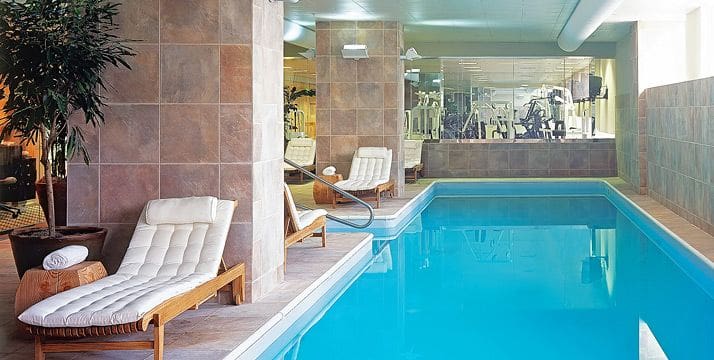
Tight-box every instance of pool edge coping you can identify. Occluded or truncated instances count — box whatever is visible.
[223,233,374,360]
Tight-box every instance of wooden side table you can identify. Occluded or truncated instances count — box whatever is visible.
[15,261,108,316]
[313,174,343,204]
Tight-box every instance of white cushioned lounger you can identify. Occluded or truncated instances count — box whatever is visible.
[283,137,316,171]
[334,147,392,191]
[19,196,246,360]
[404,140,423,170]
[283,183,327,272]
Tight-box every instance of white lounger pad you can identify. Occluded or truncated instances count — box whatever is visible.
[297,209,327,230]
[19,197,235,328]
[18,272,213,327]
[334,179,390,191]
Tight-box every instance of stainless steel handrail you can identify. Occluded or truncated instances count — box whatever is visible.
[284,158,374,228]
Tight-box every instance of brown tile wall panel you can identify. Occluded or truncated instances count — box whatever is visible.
[159,164,220,198]
[422,140,617,178]
[160,105,219,163]
[68,112,100,164]
[100,105,160,163]
[220,0,252,44]
[160,0,219,44]
[160,45,219,103]
[66,164,99,225]
[219,163,253,224]
[315,22,405,195]
[104,45,159,103]
[220,105,252,163]
[330,109,357,135]
[220,45,252,103]
[99,165,159,223]
[356,109,383,136]
[115,0,159,42]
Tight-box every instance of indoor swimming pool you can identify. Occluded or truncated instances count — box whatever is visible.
[258,183,714,360]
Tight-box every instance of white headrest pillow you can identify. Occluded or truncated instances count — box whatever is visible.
[356,147,389,158]
[145,196,218,225]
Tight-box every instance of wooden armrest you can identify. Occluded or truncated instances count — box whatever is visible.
[140,263,246,330]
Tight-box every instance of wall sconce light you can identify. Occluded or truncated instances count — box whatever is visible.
[341,44,369,60]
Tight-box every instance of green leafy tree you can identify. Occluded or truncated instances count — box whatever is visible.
[0,0,134,236]
[283,86,315,139]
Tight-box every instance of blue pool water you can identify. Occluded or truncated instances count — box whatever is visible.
[262,187,714,359]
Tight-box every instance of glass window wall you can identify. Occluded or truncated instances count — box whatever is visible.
[404,57,615,141]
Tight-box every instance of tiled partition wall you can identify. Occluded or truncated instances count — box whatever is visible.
[66,0,285,301]
[614,24,646,193]
[644,77,714,234]
[421,140,617,178]
[315,21,406,195]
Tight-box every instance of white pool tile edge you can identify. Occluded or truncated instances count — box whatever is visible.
[605,181,714,270]
[223,233,374,360]
[335,178,620,221]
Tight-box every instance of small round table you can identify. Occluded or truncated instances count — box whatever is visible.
[313,174,342,204]
[15,261,107,316]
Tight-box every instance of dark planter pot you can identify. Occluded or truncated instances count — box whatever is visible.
[9,226,107,278]
[36,177,67,227]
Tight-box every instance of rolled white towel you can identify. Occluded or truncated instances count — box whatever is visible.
[42,245,89,270]
[322,166,336,176]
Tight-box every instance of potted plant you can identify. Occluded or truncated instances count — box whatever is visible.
[283,86,315,143]
[0,0,135,277]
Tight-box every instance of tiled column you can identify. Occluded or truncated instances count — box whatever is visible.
[66,0,284,302]
[315,21,405,196]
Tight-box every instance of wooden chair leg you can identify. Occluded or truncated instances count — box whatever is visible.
[232,273,244,305]
[153,314,164,360]
[376,189,381,209]
[34,336,45,360]
[321,225,327,247]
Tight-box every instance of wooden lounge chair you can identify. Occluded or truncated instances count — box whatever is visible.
[284,183,327,273]
[283,138,316,182]
[18,196,245,360]
[404,139,424,183]
[333,147,394,208]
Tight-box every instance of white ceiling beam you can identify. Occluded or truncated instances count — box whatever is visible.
[557,0,624,52]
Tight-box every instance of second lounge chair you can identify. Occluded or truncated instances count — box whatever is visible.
[284,183,327,273]
[333,147,394,208]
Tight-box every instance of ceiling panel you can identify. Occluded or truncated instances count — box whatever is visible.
[287,0,582,42]
[285,0,710,45]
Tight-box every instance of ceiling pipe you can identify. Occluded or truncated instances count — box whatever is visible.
[557,0,624,52]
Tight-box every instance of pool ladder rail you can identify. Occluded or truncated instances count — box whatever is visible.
[284,158,374,229]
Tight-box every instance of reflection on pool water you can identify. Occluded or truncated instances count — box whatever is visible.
[266,196,714,360]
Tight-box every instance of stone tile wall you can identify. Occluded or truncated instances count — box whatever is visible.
[422,140,617,178]
[315,21,406,195]
[615,24,646,193]
[644,77,714,234]
[66,0,284,301]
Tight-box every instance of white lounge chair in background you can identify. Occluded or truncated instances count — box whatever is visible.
[333,147,394,208]
[404,139,424,183]
[19,196,245,360]
[283,183,327,273]
[284,137,316,182]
